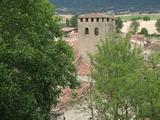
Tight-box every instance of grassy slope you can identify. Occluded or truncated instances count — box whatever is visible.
[116,13,160,21]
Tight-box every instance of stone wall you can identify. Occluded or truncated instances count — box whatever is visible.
[78,15,115,60]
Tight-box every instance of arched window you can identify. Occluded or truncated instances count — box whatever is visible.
[95,27,99,35]
[85,28,89,34]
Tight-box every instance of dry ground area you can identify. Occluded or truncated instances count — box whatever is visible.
[121,20,158,34]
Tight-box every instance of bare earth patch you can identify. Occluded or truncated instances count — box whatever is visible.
[121,20,158,34]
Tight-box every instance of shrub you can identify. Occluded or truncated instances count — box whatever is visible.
[140,28,149,36]
[70,15,78,28]
[156,18,160,33]
[143,16,151,21]
[131,16,142,21]
[115,17,123,33]
[130,20,140,34]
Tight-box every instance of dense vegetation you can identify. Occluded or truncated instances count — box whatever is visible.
[131,16,142,21]
[143,16,151,21]
[140,28,149,36]
[130,21,140,34]
[70,15,78,28]
[115,17,123,33]
[156,18,160,33]
[65,15,78,28]
[0,0,78,120]
[91,34,160,120]
[129,16,150,21]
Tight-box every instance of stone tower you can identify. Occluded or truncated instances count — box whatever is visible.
[78,13,115,60]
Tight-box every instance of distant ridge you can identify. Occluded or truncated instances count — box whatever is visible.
[50,0,160,14]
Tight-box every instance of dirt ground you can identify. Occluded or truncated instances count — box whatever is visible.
[121,20,158,34]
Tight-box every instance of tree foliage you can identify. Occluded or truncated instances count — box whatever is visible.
[140,28,148,36]
[131,16,141,21]
[143,16,151,21]
[115,17,123,33]
[0,0,78,120]
[91,34,160,120]
[130,20,140,34]
[137,53,160,120]
[66,18,70,27]
[156,18,160,33]
[91,34,143,120]
[70,15,78,28]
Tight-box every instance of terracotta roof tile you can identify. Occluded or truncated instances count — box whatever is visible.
[131,35,145,41]
[65,39,92,76]
[76,60,91,76]
[62,27,77,32]
[51,81,91,112]
[68,31,79,37]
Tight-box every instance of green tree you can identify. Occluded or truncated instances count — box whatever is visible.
[0,0,78,120]
[115,17,123,33]
[135,53,160,120]
[91,34,143,120]
[66,18,70,27]
[131,16,142,21]
[156,18,160,33]
[143,16,151,21]
[70,15,78,28]
[130,20,140,34]
[140,28,148,36]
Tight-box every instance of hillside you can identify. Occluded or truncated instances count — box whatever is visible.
[51,0,160,14]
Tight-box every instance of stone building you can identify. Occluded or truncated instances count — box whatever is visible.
[78,13,115,60]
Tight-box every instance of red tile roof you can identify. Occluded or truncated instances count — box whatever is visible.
[68,31,79,37]
[66,39,92,76]
[76,60,91,76]
[51,81,91,112]
[131,34,145,42]
[51,34,93,113]
[62,27,77,32]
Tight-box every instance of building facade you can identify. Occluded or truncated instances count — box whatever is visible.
[78,13,115,60]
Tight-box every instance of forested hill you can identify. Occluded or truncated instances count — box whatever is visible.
[51,0,160,14]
